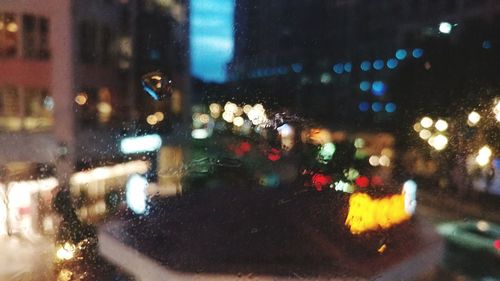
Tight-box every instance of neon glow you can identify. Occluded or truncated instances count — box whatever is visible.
[126,174,149,215]
[120,134,162,154]
[345,193,412,234]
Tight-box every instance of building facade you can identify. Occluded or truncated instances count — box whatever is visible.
[228,0,500,128]
[0,0,189,235]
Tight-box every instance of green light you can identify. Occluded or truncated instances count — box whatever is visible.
[317,142,336,164]
[354,138,365,149]
[344,168,359,181]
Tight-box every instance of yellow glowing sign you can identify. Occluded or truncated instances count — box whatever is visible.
[345,193,411,234]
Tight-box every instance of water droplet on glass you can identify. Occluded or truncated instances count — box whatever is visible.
[141,71,173,101]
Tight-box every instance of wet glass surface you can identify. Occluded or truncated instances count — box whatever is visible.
[0,1,500,281]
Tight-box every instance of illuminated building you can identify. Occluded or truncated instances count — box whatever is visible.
[0,0,189,235]
[228,0,500,127]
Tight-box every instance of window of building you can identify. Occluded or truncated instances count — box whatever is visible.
[22,15,50,59]
[0,87,53,132]
[0,13,18,57]
[24,88,54,131]
[79,21,113,64]
[0,86,21,131]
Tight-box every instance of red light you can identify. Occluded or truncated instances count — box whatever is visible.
[355,176,369,188]
[371,176,384,186]
[240,141,251,153]
[312,173,332,191]
[494,240,500,250]
[267,148,281,161]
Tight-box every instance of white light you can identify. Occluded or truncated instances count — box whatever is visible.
[468,111,481,125]
[369,155,380,166]
[476,146,492,167]
[56,242,76,261]
[120,134,162,154]
[402,180,417,215]
[479,146,492,157]
[233,116,244,127]
[224,102,237,113]
[222,111,234,123]
[476,220,490,232]
[209,103,222,114]
[277,124,293,137]
[430,134,448,150]
[420,117,433,128]
[496,113,500,122]
[243,104,252,114]
[419,129,432,140]
[435,119,448,131]
[191,128,209,139]
[439,22,452,34]
[126,174,148,215]
[70,161,149,185]
[379,155,391,167]
[476,154,490,167]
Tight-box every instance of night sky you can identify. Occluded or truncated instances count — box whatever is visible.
[190,0,234,82]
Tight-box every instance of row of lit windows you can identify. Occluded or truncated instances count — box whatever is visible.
[0,12,50,59]
[0,86,54,132]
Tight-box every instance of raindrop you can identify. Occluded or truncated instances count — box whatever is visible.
[141,71,173,101]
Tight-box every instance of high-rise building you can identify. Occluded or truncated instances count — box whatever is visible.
[229,0,500,127]
[0,0,189,235]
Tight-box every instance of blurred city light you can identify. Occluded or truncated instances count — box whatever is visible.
[434,119,448,131]
[373,59,384,70]
[482,40,492,49]
[345,193,411,234]
[379,155,391,167]
[56,242,76,261]
[233,116,244,127]
[386,58,398,69]
[412,48,424,58]
[419,129,431,139]
[476,220,490,232]
[360,60,371,71]
[344,62,352,73]
[369,155,380,166]
[403,180,417,215]
[385,102,396,113]
[420,116,433,128]
[359,81,371,91]
[468,111,481,126]
[354,138,365,148]
[334,180,354,193]
[222,111,234,123]
[154,111,165,121]
[126,174,148,215]
[317,142,336,163]
[209,103,222,118]
[120,134,162,154]
[395,49,407,60]
[191,128,210,139]
[413,122,422,132]
[333,63,344,74]
[429,134,448,151]
[476,145,492,167]
[146,114,158,125]
[358,102,370,112]
[371,81,386,96]
[439,22,452,34]
[372,102,383,112]
[75,93,88,105]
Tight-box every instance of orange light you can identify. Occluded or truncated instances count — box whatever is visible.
[345,193,411,234]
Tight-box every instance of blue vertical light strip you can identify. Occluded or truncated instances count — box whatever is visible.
[190,0,235,82]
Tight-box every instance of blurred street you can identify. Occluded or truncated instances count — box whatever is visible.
[0,235,54,281]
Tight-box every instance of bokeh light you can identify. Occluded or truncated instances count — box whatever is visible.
[434,119,448,131]
[468,111,481,126]
[420,116,433,128]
